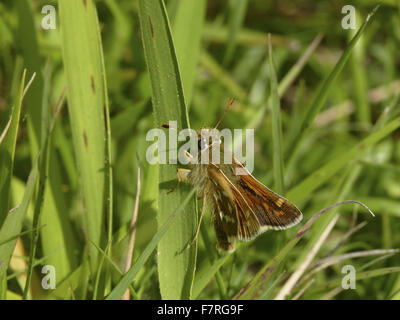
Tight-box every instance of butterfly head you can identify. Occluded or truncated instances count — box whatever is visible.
[197,127,222,146]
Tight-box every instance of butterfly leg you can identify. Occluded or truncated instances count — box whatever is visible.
[167,183,179,195]
[177,168,191,183]
[187,195,207,249]
[167,168,191,194]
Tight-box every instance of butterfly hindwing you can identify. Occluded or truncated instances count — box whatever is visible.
[207,165,262,246]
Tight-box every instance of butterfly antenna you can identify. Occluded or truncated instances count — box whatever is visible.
[214,98,234,129]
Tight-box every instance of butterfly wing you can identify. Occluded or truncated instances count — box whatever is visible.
[207,161,302,249]
[207,164,263,249]
[208,187,238,252]
[234,160,303,232]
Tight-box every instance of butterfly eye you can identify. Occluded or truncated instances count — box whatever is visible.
[198,138,208,150]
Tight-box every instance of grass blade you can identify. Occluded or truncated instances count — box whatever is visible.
[192,254,231,299]
[0,69,26,228]
[223,0,249,66]
[286,6,379,163]
[200,52,248,102]
[268,34,284,194]
[286,117,400,204]
[106,184,199,300]
[0,226,45,247]
[22,78,66,299]
[0,156,39,299]
[172,0,206,104]
[0,70,34,298]
[274,214,339,300]
[16,0,44,157]
[349,11,371,124]
[59,0,111,278]
[235,200,374,300]
[278,34,323,97]
[138,0,197,299]
[310,267,400,294]
[243,33,322,134]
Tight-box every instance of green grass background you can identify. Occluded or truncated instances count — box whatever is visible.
[0,0,399,300]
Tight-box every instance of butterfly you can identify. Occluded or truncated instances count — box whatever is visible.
[164,99,302,252]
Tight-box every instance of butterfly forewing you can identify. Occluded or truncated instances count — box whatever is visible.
[206,160,302,250]
[236,169,303,231]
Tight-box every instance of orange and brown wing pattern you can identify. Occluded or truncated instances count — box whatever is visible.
[237,173,302,230]
[233,160,303,231]
[206,161,302,250]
